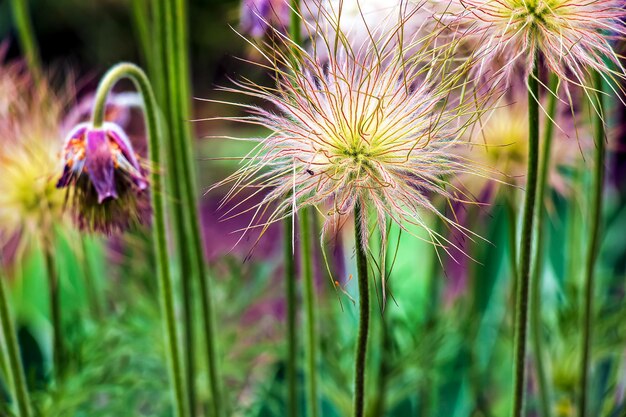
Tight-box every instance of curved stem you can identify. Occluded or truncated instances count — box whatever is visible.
[300,207,319,417]
[353,202,370,417]
[578,70,606,417]
[92,63,189,417]
[0,274,33,417]
[511,61,540,417]
[284,215,298,417]
[9,0,41,78]
[531,72,559,417]
[42,238,64,380]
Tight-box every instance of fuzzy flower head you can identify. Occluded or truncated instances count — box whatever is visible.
[460,0,626,87]
[56,122,151,234]
[0,60,67,263]
[462,94,587,201]
[213,20,487,255]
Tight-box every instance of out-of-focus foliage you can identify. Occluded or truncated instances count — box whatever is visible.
[1,1,626,417]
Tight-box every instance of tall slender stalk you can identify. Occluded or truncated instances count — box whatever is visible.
[0,273,33,417]
[531,72,559,417]
[92,63,189,417]
[153,1,224,415]
[9,0,41,78]
[155,1,198,413]
[353,202,370,417]
[285,5,303,417]
[130,0,152,72]
[511,60,540,417]
[300,207,319,417]
[42,235,64,380]
[578,70,606,417]
[284,215,298,417]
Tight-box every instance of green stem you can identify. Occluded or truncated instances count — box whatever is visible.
[163,0,224,414]
[42,238,64,380]
[289,0,302,46]
[511,61,540,417]
[0,274,33,417]
[285,3,302,416]
[353,202,370,417]
[578,70,606,417]
[92,62,189,417]
[284,215,298,417]
[9,0,41,78]
[130,0,152,71]
[531,72,559,417]
[300,207,319,417]
[155,0,199,413]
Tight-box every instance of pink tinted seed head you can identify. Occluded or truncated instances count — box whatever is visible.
[211,16,493,257]
[459,0,626,91]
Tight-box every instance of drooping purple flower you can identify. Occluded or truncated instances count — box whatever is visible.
[56,122,151,234]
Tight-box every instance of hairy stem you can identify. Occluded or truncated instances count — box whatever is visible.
[531,72,559,417]
[511,61,540,417]
[92,63,189,417]
[0,273,33,417]
[353,202,370,417]
[9,0,41,78]
[578,70,606,417]
[300,207,319,417]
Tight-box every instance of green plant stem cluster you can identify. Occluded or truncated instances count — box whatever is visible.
[151,1,224,416]
[0,273,33,417]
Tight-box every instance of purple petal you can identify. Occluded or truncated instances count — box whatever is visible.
[106,123,148,190]
[85,128,117,203]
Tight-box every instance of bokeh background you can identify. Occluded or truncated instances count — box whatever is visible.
[1,1,626,417]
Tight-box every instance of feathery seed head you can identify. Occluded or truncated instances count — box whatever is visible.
[462,95,587,200]
[0,60,68,263]
[213,17,489,253]
[56,122,151,234]
[460,0,626,87]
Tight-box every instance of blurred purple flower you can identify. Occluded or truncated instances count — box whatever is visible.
[56,122,151,234]
[240,0,291,37]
